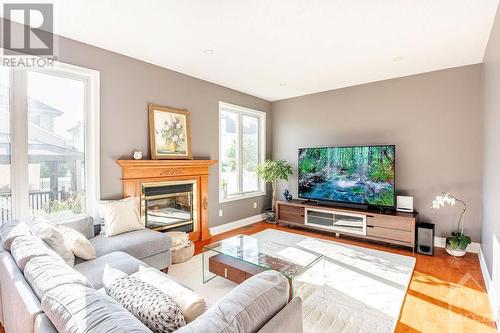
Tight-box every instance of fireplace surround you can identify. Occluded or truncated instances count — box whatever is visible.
[118,159,217,241]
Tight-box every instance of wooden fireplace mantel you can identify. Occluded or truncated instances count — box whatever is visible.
[117,159,217,241]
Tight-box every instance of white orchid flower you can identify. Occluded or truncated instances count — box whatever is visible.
[431,192,467,235]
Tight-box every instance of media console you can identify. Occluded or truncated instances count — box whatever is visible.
[276,200,418,250]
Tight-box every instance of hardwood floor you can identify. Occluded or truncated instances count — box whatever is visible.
[1,221,493,333]
[195,221,497,333]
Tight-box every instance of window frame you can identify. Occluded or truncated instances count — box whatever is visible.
[218,101,266,203]
[6,60,100,220]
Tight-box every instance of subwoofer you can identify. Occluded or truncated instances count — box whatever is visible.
[417,222,434,255]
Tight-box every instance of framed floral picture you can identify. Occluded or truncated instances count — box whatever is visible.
[148,104,192,159]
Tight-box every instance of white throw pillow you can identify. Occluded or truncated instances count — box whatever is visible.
[106,275,186,332]
[98,197,144,237]
[138,266,207,323]
[102,265,128,292]
[58,225,96,260]
[0,220,32,251]
[31,222,75,266]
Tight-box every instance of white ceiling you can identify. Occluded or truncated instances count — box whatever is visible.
[3,0,499,101]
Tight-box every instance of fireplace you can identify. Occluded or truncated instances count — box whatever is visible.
[141,180,197,232]
[118,159,217,241]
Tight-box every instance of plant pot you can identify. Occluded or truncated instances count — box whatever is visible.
[265,208,276,223]
[219,189,227,200]
[445,244,467,257]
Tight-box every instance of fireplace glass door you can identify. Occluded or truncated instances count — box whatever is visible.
[142,182,195,232]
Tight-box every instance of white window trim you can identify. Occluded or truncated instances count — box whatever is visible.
[218,101,266,203]
[6,60,100,220]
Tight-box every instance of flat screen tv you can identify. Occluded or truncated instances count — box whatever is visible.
[298,145,395,208]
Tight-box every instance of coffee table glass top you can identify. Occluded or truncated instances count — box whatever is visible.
[203,234,322,279]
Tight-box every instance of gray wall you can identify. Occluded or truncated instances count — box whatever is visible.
[53,35,272,227]
[272,65,483,241]
[482,4,500,284]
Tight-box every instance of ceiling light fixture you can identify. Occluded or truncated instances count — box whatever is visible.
[204,49,215,55]
[392,56,404,62]
[280,82,287,86]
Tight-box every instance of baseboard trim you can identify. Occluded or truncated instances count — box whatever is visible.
[209,213,266,236]
[433,236,480,254]
[479,247,499,329]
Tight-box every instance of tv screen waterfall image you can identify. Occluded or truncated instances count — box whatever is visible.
[298,145,395,207]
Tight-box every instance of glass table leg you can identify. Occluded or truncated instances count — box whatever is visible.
[291,256,326,299]
[202,248,217,283]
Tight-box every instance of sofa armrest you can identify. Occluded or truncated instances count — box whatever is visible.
[0,252,43,333]
[257,297,303,333]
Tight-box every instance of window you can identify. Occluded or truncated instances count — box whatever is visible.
[0,62,99,222]
[0,68,11,221]
[219,102,266,202]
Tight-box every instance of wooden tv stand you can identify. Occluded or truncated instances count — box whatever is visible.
[276,200,418,250]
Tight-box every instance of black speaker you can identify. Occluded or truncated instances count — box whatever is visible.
[417,222,434,255]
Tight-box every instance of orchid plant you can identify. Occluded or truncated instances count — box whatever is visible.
[432,192,471,252]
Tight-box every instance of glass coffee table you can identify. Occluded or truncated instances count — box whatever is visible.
[202,234,323,298]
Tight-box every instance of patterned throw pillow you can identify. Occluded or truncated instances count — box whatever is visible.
[107,276,186,333]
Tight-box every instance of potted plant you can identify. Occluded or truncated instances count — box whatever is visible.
[432,192,471,257]
[256,160,293,222]
[220,178,228,200]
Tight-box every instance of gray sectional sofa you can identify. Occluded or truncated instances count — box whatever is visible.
[0,219,303,333]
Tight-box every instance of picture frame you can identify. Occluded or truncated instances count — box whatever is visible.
[148,104,193,159]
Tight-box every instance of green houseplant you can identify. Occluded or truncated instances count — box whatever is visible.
[256,160,293,222]
[432,192,471,257]
[220,178,228,200]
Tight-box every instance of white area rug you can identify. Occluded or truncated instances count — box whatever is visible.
[168,252,236,307]
[168,229,415,333]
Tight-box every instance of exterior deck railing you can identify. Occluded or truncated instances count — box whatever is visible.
[0,190,65,222]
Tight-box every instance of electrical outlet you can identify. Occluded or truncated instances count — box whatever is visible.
[253,202,257,209]
[218,209,223,217]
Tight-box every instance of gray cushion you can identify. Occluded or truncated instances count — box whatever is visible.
[0,220,32,251]
[74,251,148,289]
[42,284,151,333]
[257,298,303,333]
[90,228,171,260]
[10,235,62,271]
[107,276,186,332]
[176,271,289,333]
[54,215,94,240]
[140,250,171,270]
[24,256,93,300]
